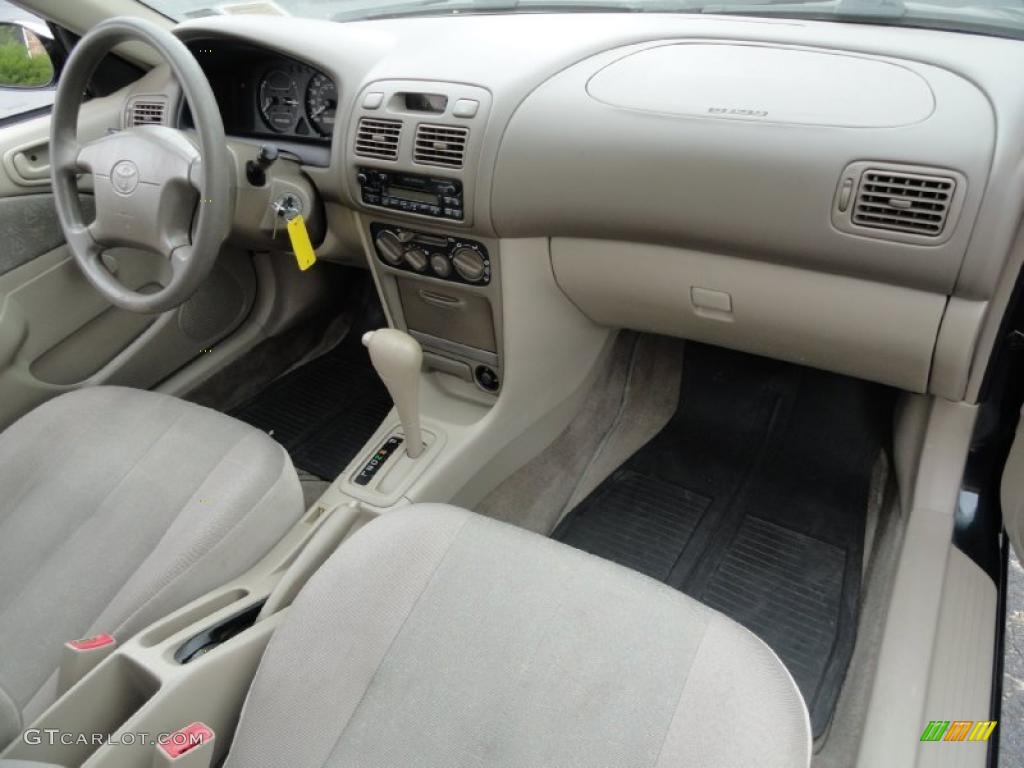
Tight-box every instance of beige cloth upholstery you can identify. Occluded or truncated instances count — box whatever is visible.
[227,504,811,768]
[0,387,304,748]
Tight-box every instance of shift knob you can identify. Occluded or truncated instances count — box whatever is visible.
[362,329,424,458]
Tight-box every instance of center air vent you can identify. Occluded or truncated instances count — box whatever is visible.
[355,118,402,161]
[127,98,166,127]
[414,124,469,168]
[852,169,956,237]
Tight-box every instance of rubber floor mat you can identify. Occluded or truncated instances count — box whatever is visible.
[232,339,391,481]
[553,343,893,736]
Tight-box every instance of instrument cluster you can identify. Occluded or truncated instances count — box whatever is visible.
[257,64,337,139]
[184,40,338,151]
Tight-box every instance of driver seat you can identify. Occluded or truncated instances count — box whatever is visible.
[0,386,304,749]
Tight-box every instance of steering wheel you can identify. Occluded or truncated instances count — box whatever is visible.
[50,18,233,314]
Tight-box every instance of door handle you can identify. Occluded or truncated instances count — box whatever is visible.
[3,141,50,186]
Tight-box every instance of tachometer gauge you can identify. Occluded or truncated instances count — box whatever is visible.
[258,69,300,133]
[305,73,337,137]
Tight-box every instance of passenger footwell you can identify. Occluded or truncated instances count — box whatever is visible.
[553,343,893,736]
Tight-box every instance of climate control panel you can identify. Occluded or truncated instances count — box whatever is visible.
[370,223,491,286]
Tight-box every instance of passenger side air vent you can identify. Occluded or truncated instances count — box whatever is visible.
[852,169,956,237]
[355,118,402,161]
[126,98,167,127]
[414,124,469,168]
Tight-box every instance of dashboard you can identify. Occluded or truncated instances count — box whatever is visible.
[181,40,336,162]
[160,12,1024,403]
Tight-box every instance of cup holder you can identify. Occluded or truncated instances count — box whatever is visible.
[5,655,159,765]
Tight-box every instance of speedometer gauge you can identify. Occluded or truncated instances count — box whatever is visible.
[258,69,300,133]
[305,73,337,137]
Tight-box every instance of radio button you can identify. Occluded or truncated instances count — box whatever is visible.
[430,254,452,278]
[404,248,429,273]
[452,247,486,282]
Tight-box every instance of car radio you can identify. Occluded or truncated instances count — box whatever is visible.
[357,168,464,221]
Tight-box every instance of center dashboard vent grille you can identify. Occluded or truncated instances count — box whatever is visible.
[414,124,469,168]
[852,170,956,237]
[127,98,167,127]
[355,118,402,161]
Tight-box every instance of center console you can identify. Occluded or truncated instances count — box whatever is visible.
[367,219,502,395]
[347,79,502,396]
[316,74,612,517]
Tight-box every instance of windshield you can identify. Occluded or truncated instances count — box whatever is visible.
[141,0,1024,39]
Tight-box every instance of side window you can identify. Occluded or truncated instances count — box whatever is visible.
[0,2,56,123]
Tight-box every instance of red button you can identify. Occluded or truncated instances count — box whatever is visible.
[160,722,213,758]
[67,633,115,651]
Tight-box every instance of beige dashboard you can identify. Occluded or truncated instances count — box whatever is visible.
[156,12,1024,402]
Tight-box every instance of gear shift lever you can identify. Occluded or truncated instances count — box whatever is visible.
[362,329,424,459]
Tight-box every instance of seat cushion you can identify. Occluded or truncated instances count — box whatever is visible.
[226,504,811,768]
[0,386,304,747]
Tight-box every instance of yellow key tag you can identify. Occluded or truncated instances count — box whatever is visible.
[286,215,317,272]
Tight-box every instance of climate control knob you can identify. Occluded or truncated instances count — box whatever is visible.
[375,230,404,266]
[430,253,452,278]
[452,246,486,283]
[404,247,429,273]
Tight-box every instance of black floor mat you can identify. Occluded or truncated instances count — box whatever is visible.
[553,343,893,736]
[231,338,391,480]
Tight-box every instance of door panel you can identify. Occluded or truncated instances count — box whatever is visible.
[1001,410,1024,559]
[0,193,79,275]
[0,66,256,429]
[0,235,257,429]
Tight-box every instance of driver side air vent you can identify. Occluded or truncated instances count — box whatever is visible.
[852,169,956,237]
[414,124,469,168]
[355,118,402,161]
[127,98,167,127]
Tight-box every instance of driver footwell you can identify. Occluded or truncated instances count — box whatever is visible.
[552,342,894,737]
[228,276,392,482]
[231,334,391,481]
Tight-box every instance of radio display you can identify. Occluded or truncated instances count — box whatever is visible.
[359,167,462,219]
[390,185,439,205]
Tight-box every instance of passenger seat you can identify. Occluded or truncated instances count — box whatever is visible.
[225,504,811,767]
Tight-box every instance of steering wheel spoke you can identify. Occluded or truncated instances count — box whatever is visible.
[51,139,92,178]
[83,219,104,249]
[188,157,204,192]
[49,17,233,314]
[73,135,112,175]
